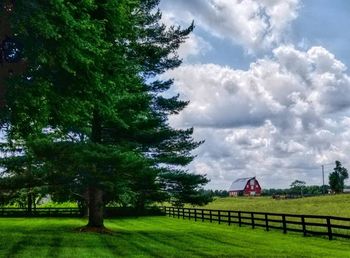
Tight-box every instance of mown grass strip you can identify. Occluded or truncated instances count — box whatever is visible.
[0,217,350,257]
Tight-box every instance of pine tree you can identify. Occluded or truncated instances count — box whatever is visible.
[1,0,207,229]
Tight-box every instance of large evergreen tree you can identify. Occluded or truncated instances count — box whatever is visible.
[1,0,208,229]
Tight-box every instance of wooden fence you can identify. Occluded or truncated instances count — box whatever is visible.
[0,207,164,218]
[0,207,81,217]
[162,207,350,240]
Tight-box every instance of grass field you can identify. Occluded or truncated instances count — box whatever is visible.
[197,194,350,217]
[0,217,350,257]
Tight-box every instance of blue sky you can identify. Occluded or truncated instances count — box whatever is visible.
[159,0,350,189]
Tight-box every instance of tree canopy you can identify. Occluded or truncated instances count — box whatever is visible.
[329,161,348,193]
[0,0,209,228]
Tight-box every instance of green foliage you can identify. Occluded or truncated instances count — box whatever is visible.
[329,161,349,193]
[0,0,208,218]
[262,185,329,196]
[0,146,49,210]
[160,170,212,207]
[38,201,78,208]
[203,189,229,197]
[290,180,306,196]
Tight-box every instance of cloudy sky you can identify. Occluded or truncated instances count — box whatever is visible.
[159,0,350,189]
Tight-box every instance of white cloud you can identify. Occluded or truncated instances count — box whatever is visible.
[168,45,350,128]
[165,45,350,188]
[178,34,212,60]
[160,0,300,52]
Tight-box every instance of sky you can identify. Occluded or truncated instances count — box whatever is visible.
[159,0,350,189]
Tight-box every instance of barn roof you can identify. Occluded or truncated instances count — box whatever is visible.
[229,177,255,191]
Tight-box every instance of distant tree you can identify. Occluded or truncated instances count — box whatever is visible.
[290,180,306,196]
[212,190,229,197]
[261,188,289,196]
[262,185,328,197]
[0,147,48,213]
[329,161,349,193]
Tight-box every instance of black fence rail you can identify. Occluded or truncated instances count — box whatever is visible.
[0,206,164,218]
[0,207,82,217]
[162,207,350,240]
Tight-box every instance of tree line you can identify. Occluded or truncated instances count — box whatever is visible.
[262,161,349,196]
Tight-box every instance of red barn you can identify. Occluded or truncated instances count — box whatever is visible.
[228,177,261,196]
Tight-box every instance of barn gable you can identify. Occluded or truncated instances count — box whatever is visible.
[228,177,261,196]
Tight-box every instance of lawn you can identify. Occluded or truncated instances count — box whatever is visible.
[0,217,349,257]
[198,194,350,217]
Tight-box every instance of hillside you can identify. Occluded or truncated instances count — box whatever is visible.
[197,194,350,217]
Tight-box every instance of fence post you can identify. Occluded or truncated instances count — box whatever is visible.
[218,210,221,224]
[265,214,269,231]
[202,209,204,222]
[282,215,287,234]
[301,216,306,237]
[194,209,197,222]
[228,211,231,226]
[238,211,242,227]
[210,210,212,223]
[177,208,180,219]
[189,209,191,220]
[251,212,255,229]
[173,207,175,218]
[327,217,332,240]
[182,208,185,219]
[48,208,51,216]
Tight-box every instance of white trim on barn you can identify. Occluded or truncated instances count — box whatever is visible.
[228,177,261,196]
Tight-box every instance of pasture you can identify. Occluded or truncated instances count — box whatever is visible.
[0,217,350,257]
[199,194,350,217]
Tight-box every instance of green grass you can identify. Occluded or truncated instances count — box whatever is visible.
[198,194,350,217]
[0,217,349,257]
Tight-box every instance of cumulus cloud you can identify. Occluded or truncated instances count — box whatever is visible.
[168,46,350,128]
[165,45,350,188]
[177,34,212,60]
[160,0,300,52]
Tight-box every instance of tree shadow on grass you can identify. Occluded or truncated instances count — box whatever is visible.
[137,231,211,257]
[98,231,164,258]
[6,235,31,258]
[99,229,212,257]
[47,235,63,258]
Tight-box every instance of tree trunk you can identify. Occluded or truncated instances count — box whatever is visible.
[87,186,104,227]
[27,191,32,215]
[33,194,36,212]
[86,109,104,228]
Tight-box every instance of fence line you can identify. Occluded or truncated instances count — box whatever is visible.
[0,207,81,217]
[162,207,350,240]
[0,207,164,218]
